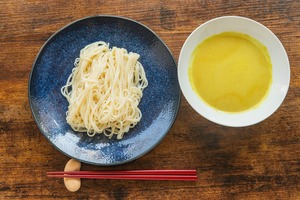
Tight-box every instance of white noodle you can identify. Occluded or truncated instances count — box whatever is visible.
[61,41,148,139]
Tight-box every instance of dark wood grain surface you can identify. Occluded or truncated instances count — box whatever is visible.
[1,0,300,199]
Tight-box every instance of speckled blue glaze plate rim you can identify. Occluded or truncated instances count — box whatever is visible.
[28,15,180,165]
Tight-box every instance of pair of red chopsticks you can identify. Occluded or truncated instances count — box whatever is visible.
[47,170,197,181]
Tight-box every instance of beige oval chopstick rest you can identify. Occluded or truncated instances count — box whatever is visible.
[64,159,81,192]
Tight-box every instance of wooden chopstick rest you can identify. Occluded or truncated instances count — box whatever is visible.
[63,159,81,192]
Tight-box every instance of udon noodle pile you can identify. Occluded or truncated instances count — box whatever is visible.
[61,41,148,139]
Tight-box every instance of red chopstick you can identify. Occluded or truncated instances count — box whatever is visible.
[47,170,197,181]
[47,169,196,175]
[47,174,197,181]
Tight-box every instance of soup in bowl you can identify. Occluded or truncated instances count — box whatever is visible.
[178,16,290,127]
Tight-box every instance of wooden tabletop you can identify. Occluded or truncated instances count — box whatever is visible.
[1,0,300,199]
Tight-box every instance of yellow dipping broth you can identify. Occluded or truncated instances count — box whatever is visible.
[189,32,272,113]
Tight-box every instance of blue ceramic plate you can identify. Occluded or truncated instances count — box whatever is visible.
[29,16,180,165]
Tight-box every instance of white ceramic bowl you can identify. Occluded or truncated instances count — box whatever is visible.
[178,16,290,127]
